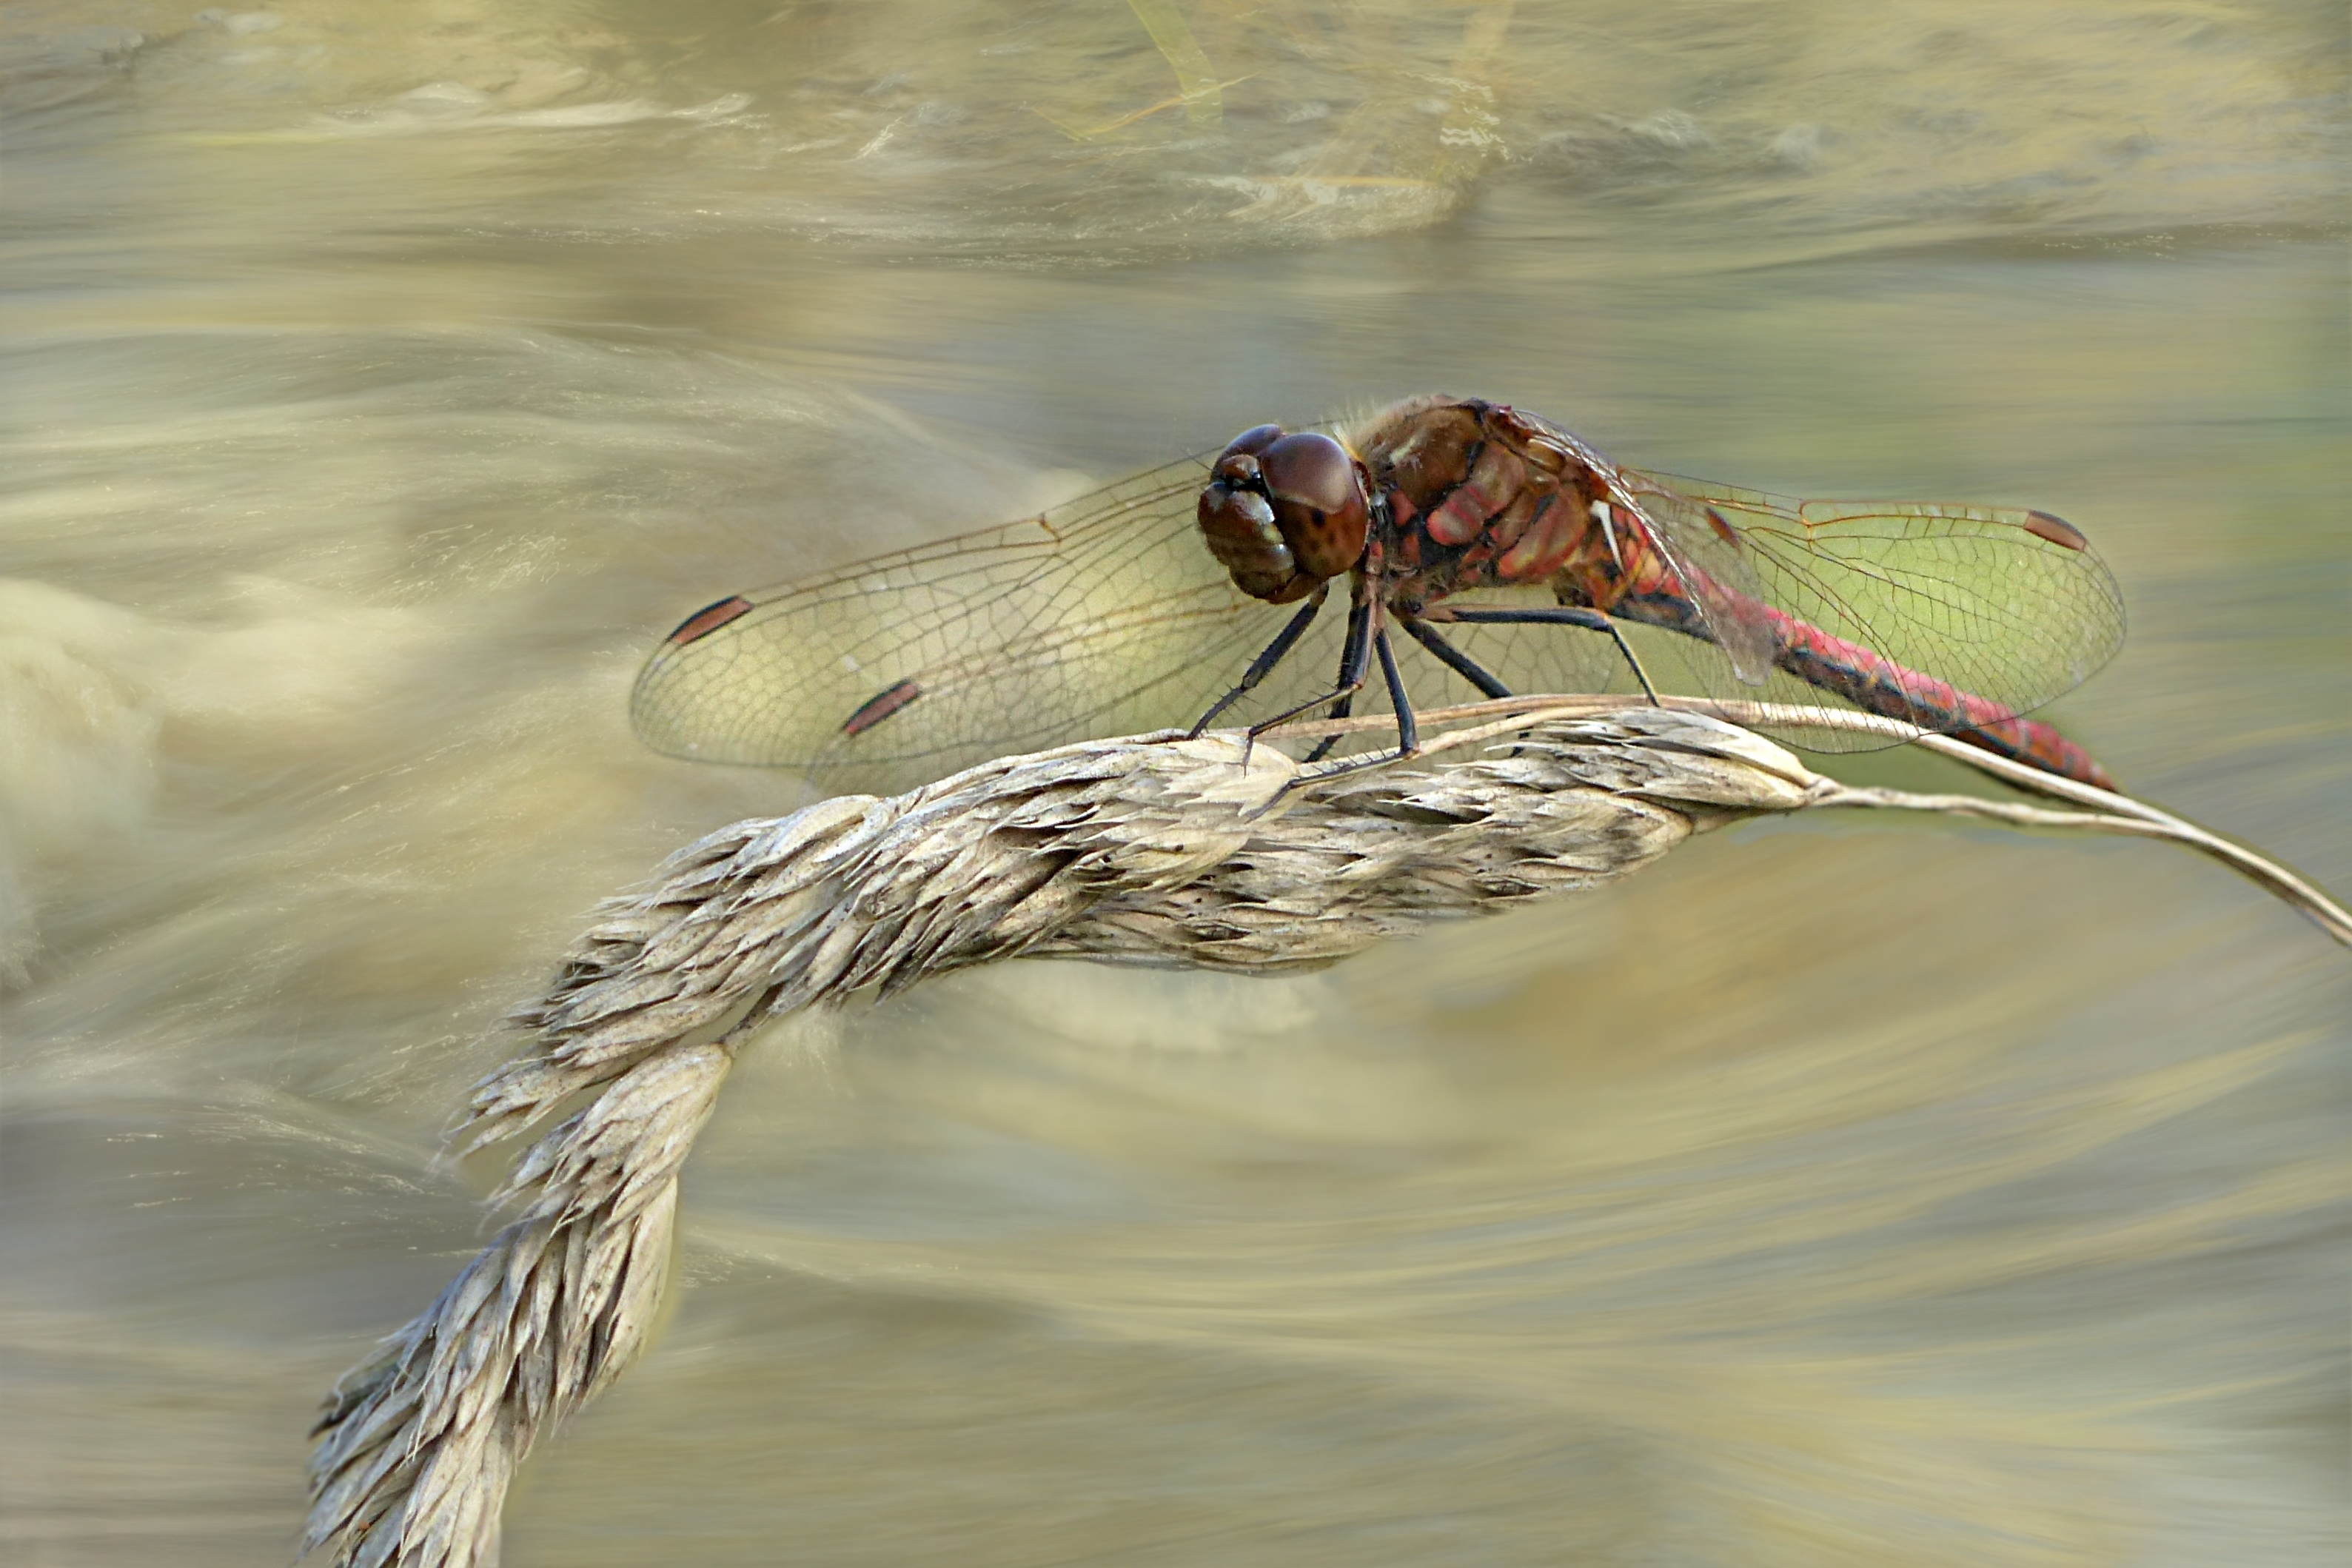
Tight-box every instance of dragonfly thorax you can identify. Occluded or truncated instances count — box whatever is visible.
[1196,425,1373,604]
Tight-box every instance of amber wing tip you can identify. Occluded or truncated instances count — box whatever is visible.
[666,595,754,646]
[2023,510,2090,551]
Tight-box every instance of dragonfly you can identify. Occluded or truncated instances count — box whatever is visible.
[631,395,2125,797]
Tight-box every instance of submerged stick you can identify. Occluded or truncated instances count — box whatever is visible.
[302,706,2347,1568]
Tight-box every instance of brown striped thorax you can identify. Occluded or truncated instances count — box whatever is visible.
[1196,395,1625,615]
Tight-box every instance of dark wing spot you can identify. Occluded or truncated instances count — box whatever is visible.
[840,679,922,737]
[1703,506,1740,546]
[665,596,754,646]
[2023,509,2089,551]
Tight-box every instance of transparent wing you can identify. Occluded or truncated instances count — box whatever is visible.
[1397,465,2125,757]
[1622,468,2126,749]
[1467,398,2120,747]
[632,453,1396,795]
[1611,470,1784,683]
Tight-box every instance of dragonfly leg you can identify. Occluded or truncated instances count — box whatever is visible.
[1403,610,1586,761]
[1252,623,1421,816]
[1375,622,1417,754]
[1607,621,1661,704]
[1304,600,1381,764]
[1440,606,1662,704]
[1187,586,1328,738]
[1245,595,1373,763]
[1404,612,1548,757]
[1300,700,1354,763]
[1399,614,1512,699]
[1299,619,1415,772]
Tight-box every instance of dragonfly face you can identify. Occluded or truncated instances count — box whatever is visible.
[1196,424,1373,604]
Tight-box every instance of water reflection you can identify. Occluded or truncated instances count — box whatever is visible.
[1,2,2345,1564]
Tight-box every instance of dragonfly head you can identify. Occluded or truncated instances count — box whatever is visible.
[1197,425,1371,604]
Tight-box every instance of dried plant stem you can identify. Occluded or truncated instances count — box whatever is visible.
[302,1042,731,1568]
[1260,697,2352,944]
[304,706,2347,1568]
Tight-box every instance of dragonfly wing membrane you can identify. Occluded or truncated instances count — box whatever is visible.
[1629,469,2126,748]
[634,455,1251,787]
[1611,472,1782,684]
[629,451,1428,794]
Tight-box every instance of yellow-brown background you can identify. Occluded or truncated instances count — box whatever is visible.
[2,3,2345,1564]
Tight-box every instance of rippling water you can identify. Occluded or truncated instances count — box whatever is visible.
[3,3,2347,1564]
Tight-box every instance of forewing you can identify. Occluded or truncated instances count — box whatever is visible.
[629,454,1392,795]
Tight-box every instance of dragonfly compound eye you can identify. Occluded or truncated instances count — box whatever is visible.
[1196,425,1367,604]
[1199,461,1309,604]
[1258,432,1370,582]
[1219,423,1285,463]
[1199,486,1321,603]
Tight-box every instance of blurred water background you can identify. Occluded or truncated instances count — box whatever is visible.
[2,2,2347,1564]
